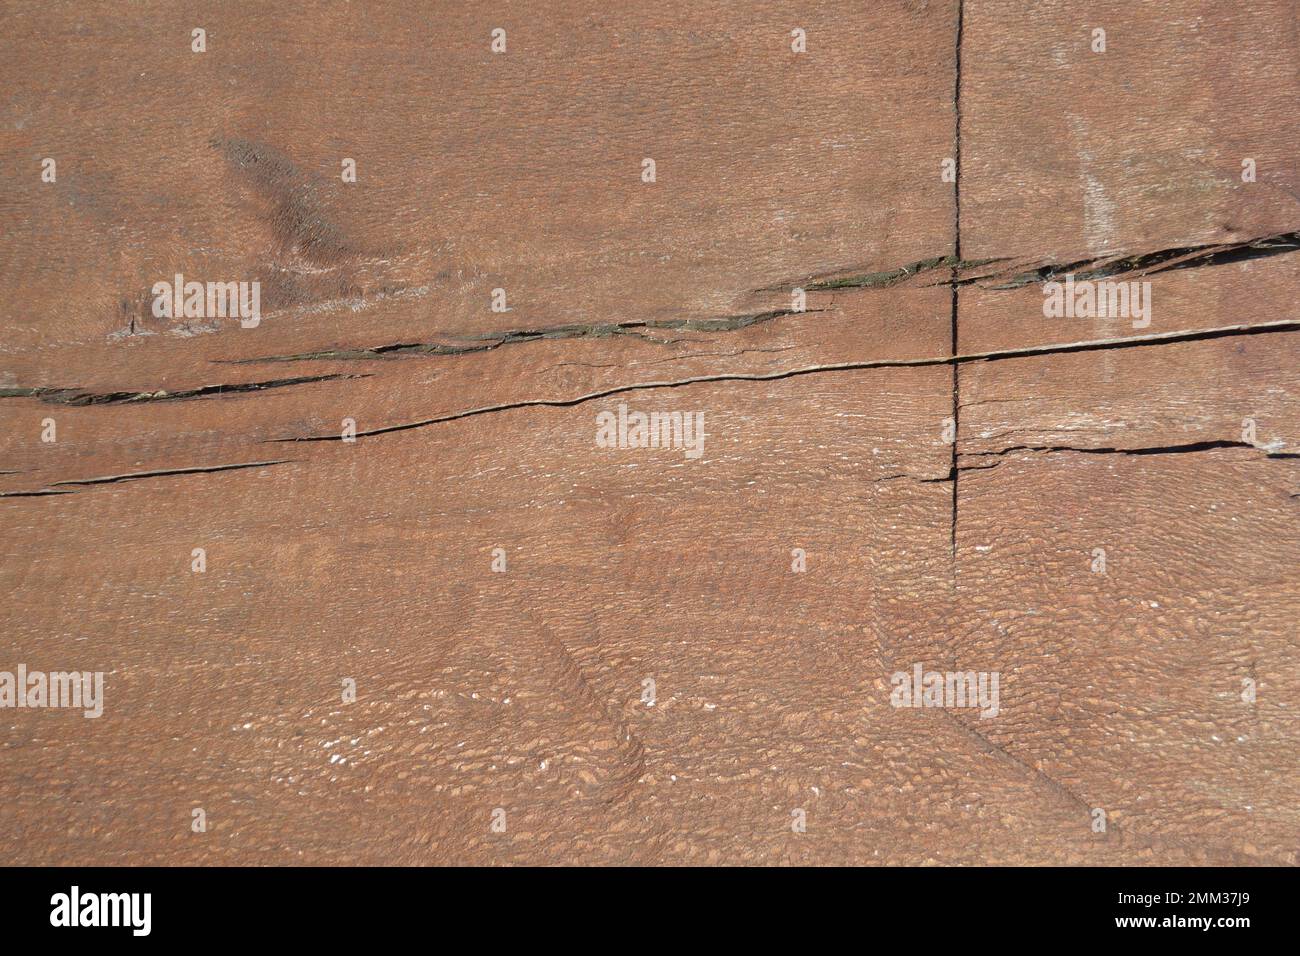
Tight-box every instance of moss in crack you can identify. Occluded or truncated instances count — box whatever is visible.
[806,255,1004,291]
[231,309,818,363]
[0,374,359,406]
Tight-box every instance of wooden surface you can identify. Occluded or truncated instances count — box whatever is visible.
[1,0,1297,865]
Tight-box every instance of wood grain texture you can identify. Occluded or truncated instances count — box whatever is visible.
[1,0,1296,865]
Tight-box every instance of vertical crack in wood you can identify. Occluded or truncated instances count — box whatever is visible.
[950,0,964,566]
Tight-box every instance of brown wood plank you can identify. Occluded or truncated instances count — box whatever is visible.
[1,0,1297,869]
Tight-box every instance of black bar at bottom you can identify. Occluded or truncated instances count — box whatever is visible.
[0,866,1281,942]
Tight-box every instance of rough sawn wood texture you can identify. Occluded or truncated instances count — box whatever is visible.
[1,1,1296,865]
